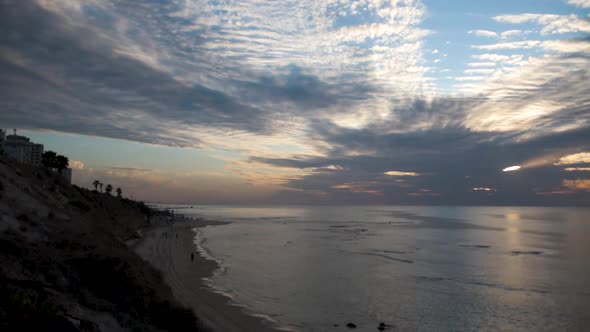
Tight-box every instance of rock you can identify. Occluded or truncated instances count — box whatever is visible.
[346,322,357,328]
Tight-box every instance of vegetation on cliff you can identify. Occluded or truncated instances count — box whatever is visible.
[0,155,205,331]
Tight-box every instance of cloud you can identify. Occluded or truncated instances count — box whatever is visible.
[472,40,541,50]
[566,0,590,8]
[466,29,533,41]
[0,0,433,149]
[454,76,488,81]
[493,13,590,35]
[251,94,590,204]
[0,1,275,147]
[469,30,499,38]
[541,39,590,53]
[564,167,590,171]
[563,179,590,191]
[69,160,85,170]
[472,38,590,53]
[385,171,420,176]
[457,53,590,138]
[471,54,524,63]
[1,0,589,205]
[110,167,153,172]
[472,187,496,192]
[555,152,590,165]
[500,30,529,39]
[464,68,496,75]
[467,62,497,67]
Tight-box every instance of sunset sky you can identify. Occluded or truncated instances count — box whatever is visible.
[1,0,589,205]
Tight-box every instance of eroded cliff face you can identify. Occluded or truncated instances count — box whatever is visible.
[0,155,204,331]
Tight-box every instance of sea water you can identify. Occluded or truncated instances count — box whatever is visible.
[175,205,590,331]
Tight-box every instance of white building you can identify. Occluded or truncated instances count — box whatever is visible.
[3,130,44,165]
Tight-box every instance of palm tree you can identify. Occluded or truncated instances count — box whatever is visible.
[99,182,103,192]
[93,180,100,191]
[105,184,113,194]
[116,187,122,198]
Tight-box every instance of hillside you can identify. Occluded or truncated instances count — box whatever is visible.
[0,155,205,331]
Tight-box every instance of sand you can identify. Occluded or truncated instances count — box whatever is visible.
[134,219,281,332]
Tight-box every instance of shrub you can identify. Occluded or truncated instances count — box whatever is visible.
[69,200,90,212]
[16,214,30,222]
[0,286,77,331]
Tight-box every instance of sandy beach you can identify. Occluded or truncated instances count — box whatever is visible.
[134,219,281,332]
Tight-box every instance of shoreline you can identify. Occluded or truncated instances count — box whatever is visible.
[134,218,282,332]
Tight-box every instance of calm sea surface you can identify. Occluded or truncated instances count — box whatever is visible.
[173,205,590,331]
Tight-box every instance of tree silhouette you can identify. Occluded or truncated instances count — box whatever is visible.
[116,187,122,198]
[105,184,113,194]
[41,151,58,168]
[56,155,69,173]
[42,151,70,175]
[93,180,100,191]
[99,182,103,192]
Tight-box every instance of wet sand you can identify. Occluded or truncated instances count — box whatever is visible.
[134,219,280,332]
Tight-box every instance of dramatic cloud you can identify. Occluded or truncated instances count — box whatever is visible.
[1,0,589,205]
[255,118,590,204]
[555,152,590,165]
[0,0,432,146]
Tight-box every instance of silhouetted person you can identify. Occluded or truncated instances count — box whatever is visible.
[191,253,194,262]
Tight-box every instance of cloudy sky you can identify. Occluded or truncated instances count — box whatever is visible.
[1,0,589,205]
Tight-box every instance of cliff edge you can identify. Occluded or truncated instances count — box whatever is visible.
[0,155,205,331]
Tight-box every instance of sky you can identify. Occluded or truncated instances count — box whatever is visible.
[1,0,589,205]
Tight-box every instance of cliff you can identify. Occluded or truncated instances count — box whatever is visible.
[0,155,205,331]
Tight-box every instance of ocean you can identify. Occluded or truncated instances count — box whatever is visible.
[173,205,590,331]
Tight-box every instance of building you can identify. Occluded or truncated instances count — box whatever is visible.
[1,128,72,183]
[0,129,5,153]
[60,168,72,184]
[3,129,44,165]
[31,143,44,165]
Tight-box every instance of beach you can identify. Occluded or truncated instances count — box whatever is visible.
[134,219,281,332]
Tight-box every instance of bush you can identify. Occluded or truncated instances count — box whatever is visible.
[69,200,90,212]
[0,285,77,332]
